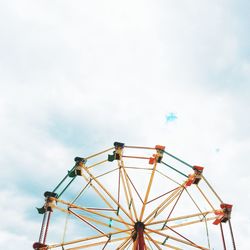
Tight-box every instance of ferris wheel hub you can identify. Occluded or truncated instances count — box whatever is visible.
[134,221,145,231]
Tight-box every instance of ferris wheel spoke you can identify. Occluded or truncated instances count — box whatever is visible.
[69,180,91,205]
[81,164,135,224]
[71,207,132,227]
[166,216,216,230]
[122,165,144,203]
[144,231,163,250]
[146,228,208,250]
[53,199,133,227]
[195,185,215,211]
[48,228,131,249]
[143,186,183,224]
[148,187,186,224]
[184,188,204,215]
[78,173,133,229]
[119,165,134,219]
[119,162,138,221]
[125,239,133,249]
[160,187,185,229]
[68,208,132,233]
[140,160,159,221]
[120,160,140,221]
[146,186,180,205]
[144,235,182,250]
[147,210,215,227]
[116,235,133,249]
[69,208,106,235]
[145,236,154,250]
[64,236,129,250]
[156,169,182,186]
[201,176,223,204]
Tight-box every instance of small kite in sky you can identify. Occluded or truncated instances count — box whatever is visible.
[166,112,177,122]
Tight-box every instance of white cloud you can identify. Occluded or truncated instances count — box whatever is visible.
[0,0,249,249]
[0,231,32,250]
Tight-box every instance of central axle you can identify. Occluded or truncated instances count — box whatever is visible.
[132,222,146,250]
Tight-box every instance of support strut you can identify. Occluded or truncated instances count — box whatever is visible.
[33,211,51,249]
[133,222,146,250]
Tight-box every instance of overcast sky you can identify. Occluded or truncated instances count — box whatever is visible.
[0,0,249,249]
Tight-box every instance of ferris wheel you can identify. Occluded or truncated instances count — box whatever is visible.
[33,142,236,250]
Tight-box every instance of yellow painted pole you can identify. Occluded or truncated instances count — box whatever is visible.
[202,175,223,203]
[143,187,182,224]
[144,231,162,250]
[87,159,108,169]
[144,235,182,250]
[196,185,215,211]
[168,216,216,230]
[85,147,114,160]
[120,161,139,221]
[80,171,132,228]
[54,198,133,226]
[82,164,135,223]
[147,210,215,226]
[139,160,158,221]
[48,228,131,249]
[119,163,136,221]
[65,236,128,250]
[146,228,209,250]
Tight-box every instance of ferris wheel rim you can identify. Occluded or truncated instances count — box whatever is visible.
[34,142,235,250]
